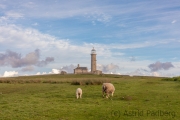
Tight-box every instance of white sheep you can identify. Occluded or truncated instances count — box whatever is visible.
[102,83,115,98]
[76,88,82,99]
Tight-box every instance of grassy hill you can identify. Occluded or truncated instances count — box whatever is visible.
[0,74,179,120]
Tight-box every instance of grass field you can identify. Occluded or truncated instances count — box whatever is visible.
[0,74,179,120]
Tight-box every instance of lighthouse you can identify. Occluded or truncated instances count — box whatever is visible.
[91,47,96,73]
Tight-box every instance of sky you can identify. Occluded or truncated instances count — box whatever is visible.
[0,0,180,77]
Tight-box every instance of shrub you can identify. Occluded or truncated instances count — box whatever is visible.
[162,77,180,82]
[71,78,111,85]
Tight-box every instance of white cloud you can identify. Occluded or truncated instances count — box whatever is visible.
[32,23,38,26]
[97,63,119,73]
[0,24,70,50]
[3,71,18,77]
[0,16,9,25]
[36,72,41,75]
[85,11,112,24]
[0,23,155,62]
[151,72,160,77]
[126,69,148,76]
[5,11,24,19]
[8,0,113,23]
[22,2,36,9]
[0,18,177,58]
[42,72,47,75]
[123,61,180,77]
[171,20,176,24]
[60,64,76,73]
[36,69,60,75]
[51,69,60,74]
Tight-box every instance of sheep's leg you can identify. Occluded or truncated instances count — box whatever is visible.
[76,94,79,99]
[102,86,106,98]
[106,94,109,98]
[102,91,105,98]
[111,92,114,97]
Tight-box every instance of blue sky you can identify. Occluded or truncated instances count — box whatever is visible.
[0,0,180,77]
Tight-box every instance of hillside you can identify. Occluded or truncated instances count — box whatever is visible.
[0,74,179,120]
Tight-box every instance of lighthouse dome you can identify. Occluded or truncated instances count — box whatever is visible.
[91,47,96,54]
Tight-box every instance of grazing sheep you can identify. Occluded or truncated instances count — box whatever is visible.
[76,88,82,99]
[102,83,115,98]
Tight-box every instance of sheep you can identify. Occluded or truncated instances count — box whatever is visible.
[76,88,82,99]
[102,83,115,98]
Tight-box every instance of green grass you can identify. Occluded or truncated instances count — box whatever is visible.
[0,74,179,120]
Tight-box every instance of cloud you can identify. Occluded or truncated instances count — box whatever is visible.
[127,68,149,76]
[148,61,174,72]
[0,24,70,49]
[5,11,24,19]
[0,22,176,59]
[60,64,76,73]
[171,20,176,24]
[42,72,47,75]
[97,63,119,73]
[48,69,60,74]
[36,72,41,75]
[126,68,161,77]
[129,56,136,61]
[32,22,38,26]
[85,12,112,24]
[0,49,54,68]
[36,69,60,75]
[36,57,54,67]
[1,0,112,25]
[51,69,60,74]
[0,24,93,55]
[3,71,18,77]
[151,72,160,77]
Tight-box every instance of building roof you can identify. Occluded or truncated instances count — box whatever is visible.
[75,67,88,70]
